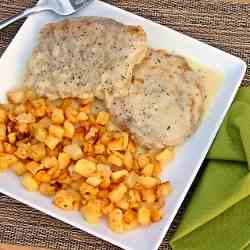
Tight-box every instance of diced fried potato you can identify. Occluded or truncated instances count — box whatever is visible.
[74,159,96,177]
[156,181,172,198]
[38,117,51,128]
[141,163,154,177]
[116,195,129,210]
[138,176,159,189]
[26,161,44,175]
[11,161,26,176]
[58,152,70,169]
[125,172,138,188]
[77,112,88,121]
[0,153,17,172]
[3,142,16,154]
[49,124,64,139]
[45,135,61,150]
[30,143,46,161]
[8,132,16,144]
[96,164,111,178]
[141,189,156,203]
[94,143,105,154]
[7,90,25,104]
[138,206,151,225]
[81,199,102,224]
[65,106,78,123]
[53,189,80,211]
[41,156,58,169]
[108,153,123,167]
[33,124,48,142]
[22,173,39,192]
[51,108,64,124]
[111,170,128,182]
[39,183,56,197]
[86,176,102,187]
[108,138,124,151]
[108,208,124,233]
[79,182,98,199]
[109,183,127,203]
[96,112,110,126]
[156,147,174,164]
[136,154,150,168]
[15,143,30,159]
[16,113,35,124]
[34,170,51,182]
[0,123,6,141]
[151,208,162,222]
[85,127,98,141]
[128,189,141,207]
[63,144,83,160]
[64,120,75,138]
[124,151,133,171]
[0,109,6,123]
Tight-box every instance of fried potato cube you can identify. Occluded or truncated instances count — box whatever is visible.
[41,156,58,169]
[45,135,61,150]
[15,143,30,159]
[16,113,35,124]
[141,189,156,203]
[30,143,46,161]
[7,90,25,104]
[111,170,128,182]
[63,144,83,160]
[64,120,75,138]
[86,176,102,187]
[108,153,123,167]
[108,208,124,233]
[85,127,98,141]
[34,170,51,183]
[156,181,172,198]
[74,159,96,177]
[96,112,110,126]
[26,161,44,175]
[33,124,48,142]
[11,161,26,176]
[58,152,71,169]
[0,123,6,141]
[94,143,105,154]
[116,195,129,210]
[79,182,98,199]
[3,142,16,154]
[81,199,102,224]
[124,151,133,171]
[77,111,88,121]
[0,154,17,172]
[151,208,162,222]
[53,190,80,211]
[96,164,112,178]
[109,183,127,203]
[39,183,56,197]
[49,124,64,139]
[108,138,124,151]
[138,176,159,189]
[51,108,64,124]
[138,206,151,225]
[22,173,39,192]
[141,163,154,177]
[156,147,174,164]
[8,132,16,144]
[0,109,6,123]
[125,172,138,189]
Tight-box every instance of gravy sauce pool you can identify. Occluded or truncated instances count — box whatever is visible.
[188,60,224,114]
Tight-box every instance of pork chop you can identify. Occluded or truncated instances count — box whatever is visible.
[108,49,205,148]
[24,17,147,100]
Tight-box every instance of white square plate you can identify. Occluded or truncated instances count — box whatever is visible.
[0,1,246,250]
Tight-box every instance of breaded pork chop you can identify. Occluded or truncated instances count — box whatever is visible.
[24,17,147,100]
[108,49,204,148]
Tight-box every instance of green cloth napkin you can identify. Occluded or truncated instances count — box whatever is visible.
[170,87,250,250]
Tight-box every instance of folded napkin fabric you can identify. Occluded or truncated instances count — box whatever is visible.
[170,87,250,250]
